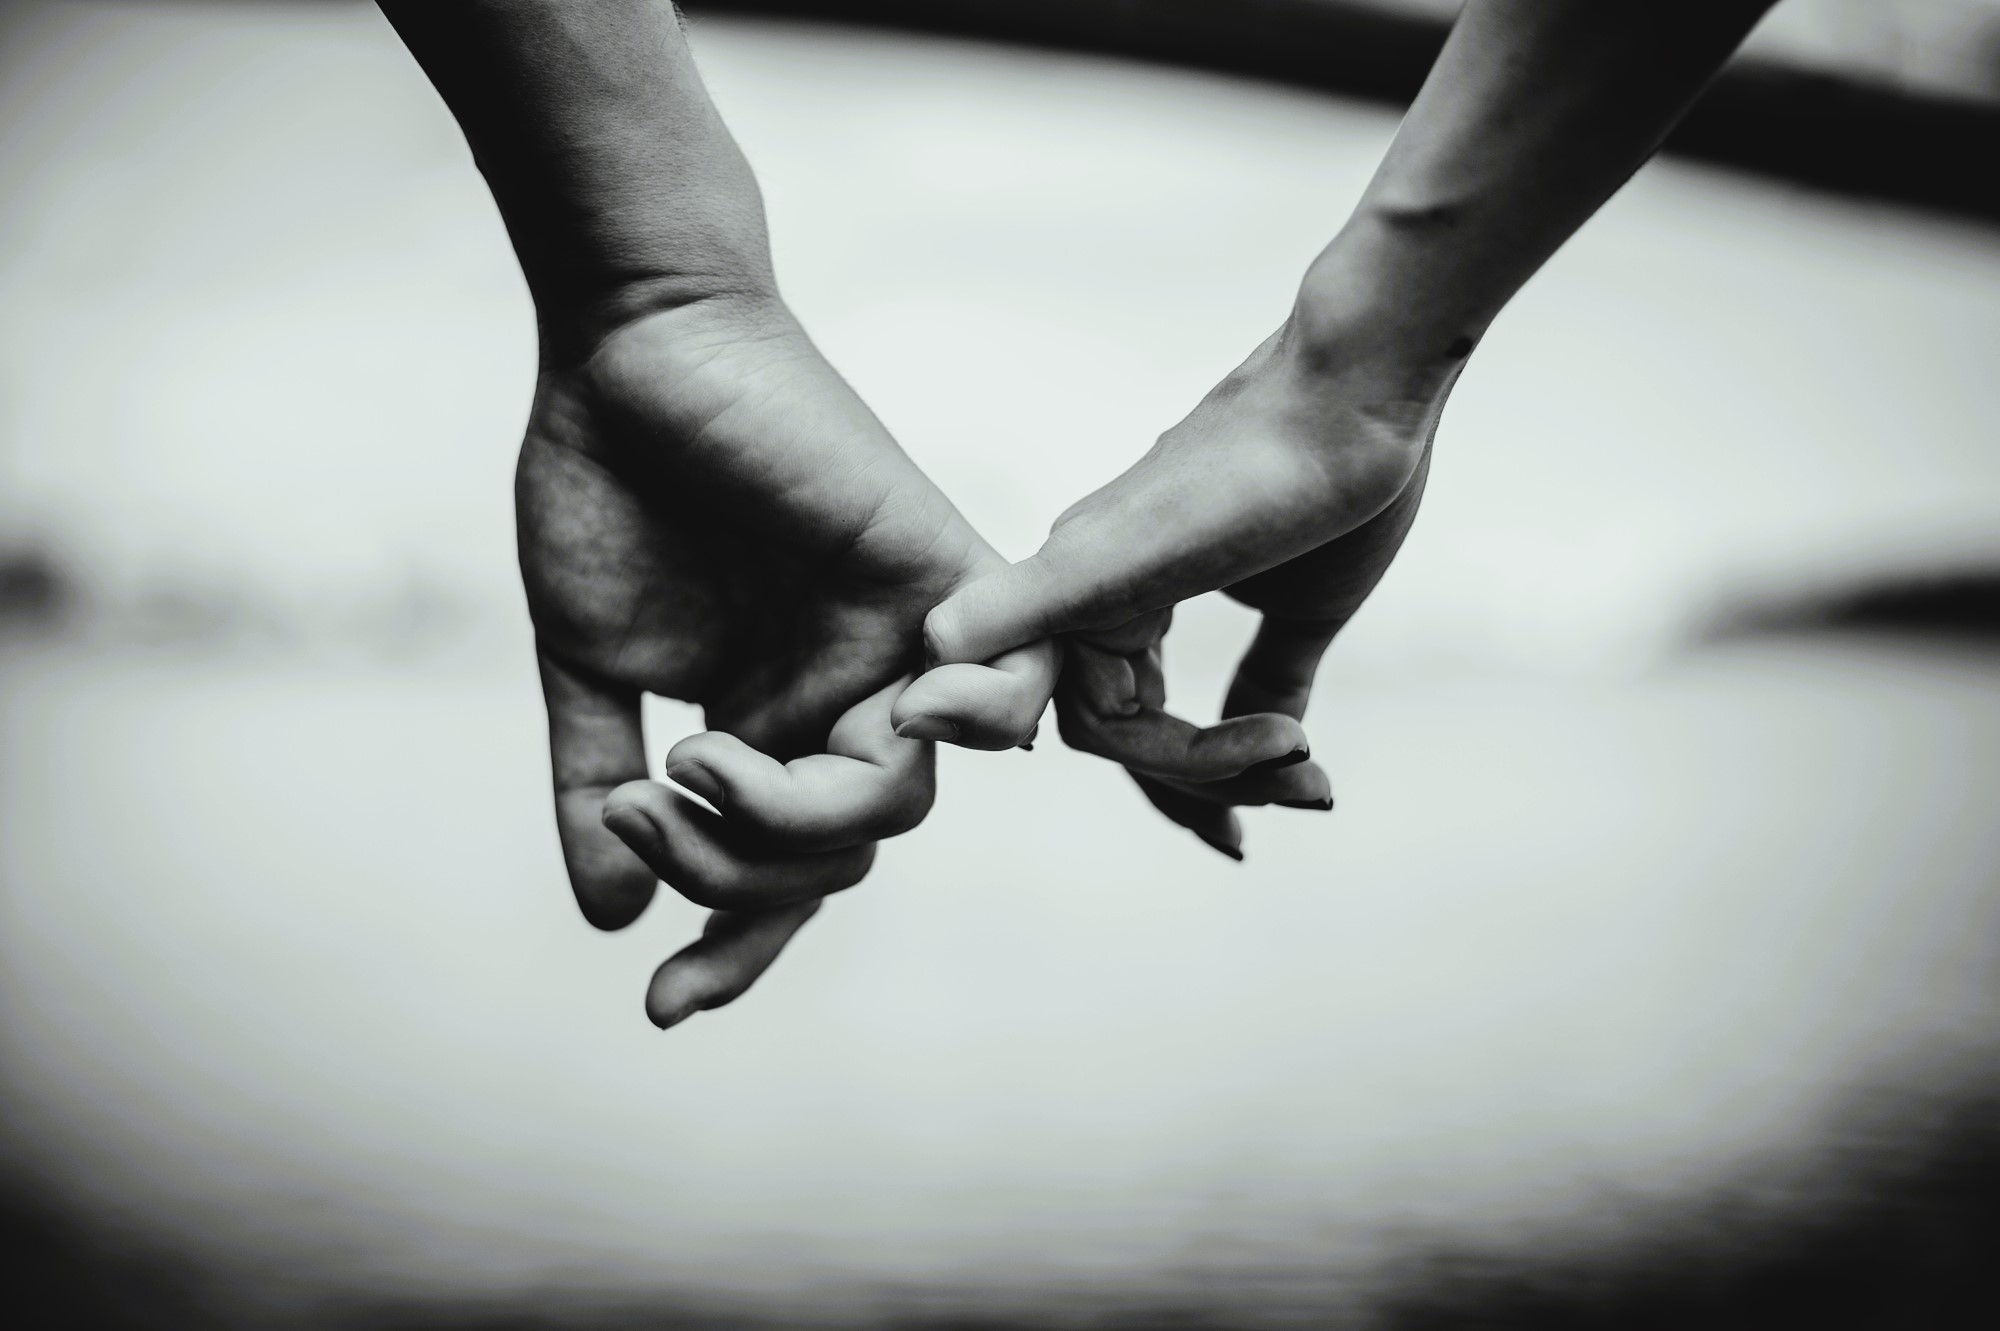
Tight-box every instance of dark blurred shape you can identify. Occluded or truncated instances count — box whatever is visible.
[0,542,75,632]
[1703,567,2000,644]
[348,1305,763,1331]
[357,1078,2000,1328]
[0,1174,226,1331]
[1370,1083,2000,1331]
[690,0,2000,224]
[6,1076,1984,1328]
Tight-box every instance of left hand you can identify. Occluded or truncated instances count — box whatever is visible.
[912,320,1440,859]
[522,292,1055,1026]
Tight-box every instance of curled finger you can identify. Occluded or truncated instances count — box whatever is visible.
[602,781,876,912]
[893,637,1058,751]
[665,677,935,854]
[1054,649,1308,784]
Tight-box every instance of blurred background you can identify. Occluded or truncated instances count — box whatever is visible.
[2,1,1998,1326]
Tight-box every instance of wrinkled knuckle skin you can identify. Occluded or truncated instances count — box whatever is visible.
[756,807,817,847]
[665,859,753,913]
[922,601,963,664]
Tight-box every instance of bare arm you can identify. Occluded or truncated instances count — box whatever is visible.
[1300,0,1782,386]
[377,0,774,363]
[918,0,1784,856]
[377,0,1054,1022]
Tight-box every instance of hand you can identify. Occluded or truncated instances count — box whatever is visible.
[522,293,1054,1027]
[914,318,1442,859]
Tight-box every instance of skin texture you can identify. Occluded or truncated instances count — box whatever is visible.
[927,325,1439,859]
[380,1,1052,1026]
[525,294,1053,1027]
[382,0,1781,1012]
[914,0,1780,858]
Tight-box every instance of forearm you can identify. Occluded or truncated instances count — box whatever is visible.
[378,0,775,362]
[1296,0,1778,382]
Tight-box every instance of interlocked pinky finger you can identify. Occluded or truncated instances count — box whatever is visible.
[1130,772,1244,861]
[602,781,876,913]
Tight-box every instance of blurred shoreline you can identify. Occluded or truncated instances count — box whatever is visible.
[689,0,2000,223]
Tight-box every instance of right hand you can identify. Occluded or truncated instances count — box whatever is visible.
[912,319,1446,859]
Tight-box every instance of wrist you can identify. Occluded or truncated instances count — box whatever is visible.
[510,177,781,368]
[1284,206,1497,403]
[531,257,780,371]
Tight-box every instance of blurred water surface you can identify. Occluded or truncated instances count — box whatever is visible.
[2,2,1998,1324]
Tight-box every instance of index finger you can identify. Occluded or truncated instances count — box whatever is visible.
[540,653,658,931]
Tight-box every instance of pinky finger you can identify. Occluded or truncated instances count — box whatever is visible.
[1132,772,1244,862]
[893,637,1059,751]
[645,900,823,1030]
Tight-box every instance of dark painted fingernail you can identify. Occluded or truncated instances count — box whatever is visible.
[1278,796,1334,812]
[1247,744,1311,775]
[664,761,724,809]
[895,716,958,743]
[1017,740,1034,752]
[1196,832,1245,862]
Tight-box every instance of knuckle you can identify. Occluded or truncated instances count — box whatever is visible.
[922,599,967,665]
[665,854,751,912]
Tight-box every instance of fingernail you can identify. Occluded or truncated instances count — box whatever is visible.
[895,716,959,743]
[1017,741,1034,752]
[1196,832,1245,862]
[602,802,662,844]
[1278,796,1334,812]
[1248,744,1311,775]
[664,761,724,809]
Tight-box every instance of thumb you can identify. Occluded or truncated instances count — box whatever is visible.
[923,534,1136,669]
[924,453,1295,667]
